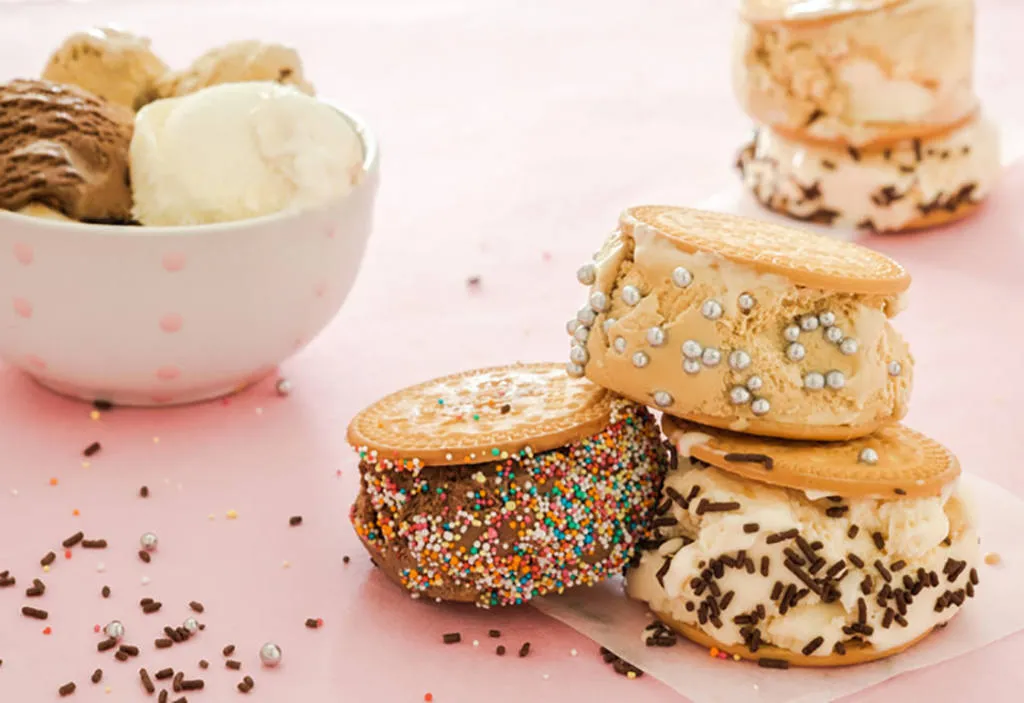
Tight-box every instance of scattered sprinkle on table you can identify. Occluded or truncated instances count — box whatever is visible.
[58,682,76,697]
[189,601,204,613]
[289,516,303,526]
[985,552,1002,565]
[140,668,155,693]
[342,556,350,564]
[488,629,501,638]
[91,669,102,684]
[226,660,242,670]
[442,632,461,644]
[49,478,58,487]
[22,606,48,620]
[139,551,152,564]
[496,645,506,656]
[222,644,236,657]
[305,618,322,629]
[155,668,174,680]
[83,442,102,457]
[226,510,238,519]
[140,486,149,498]
[518,642,531,657]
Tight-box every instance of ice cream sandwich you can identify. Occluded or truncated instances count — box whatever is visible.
[568,206,912,441]
[626,415,979,667]
[347,363,669,607]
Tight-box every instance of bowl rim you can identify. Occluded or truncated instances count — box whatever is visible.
[0,102,380,237]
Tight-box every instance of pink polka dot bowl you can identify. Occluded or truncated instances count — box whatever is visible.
[0,109,379,406]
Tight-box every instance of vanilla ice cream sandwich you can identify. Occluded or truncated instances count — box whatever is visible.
[568,207,912,441]
[734,0,977,148]
[626,416,979,667]
[737,116,1000,232]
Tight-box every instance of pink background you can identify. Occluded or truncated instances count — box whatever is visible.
[1,1,1022,701]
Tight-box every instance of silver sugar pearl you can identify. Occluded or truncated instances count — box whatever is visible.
[800,315,819,332]
[576,263,597,286]
[746,375,763,391]
[729,386,751,405]
[259,642,283,668]
[646,327,666,347]
[566,319,580,335]
[818,311,836,327]
[104,620,125,641]
[839,338,859,355]
[140,532,158,552]
[566,362,585,378]
[671,267,693,288]
[183,617,200,634]
[653,391,673,408]
[275,379,293,397]
[803,372,825,390]
[728,350,751,371]
[825,326,844,344]
[783,325,801,342]
[681,340,703,359]
[737,293,756,313]
[858,448,879,465]
[613,337,627,354]
[573,325,590,344]
[576,307,596,326]
[888,361,902,376]
[825,370,846,389]
[701,347,722,367]
[632,351,650,368]
[786,343,806,362]
[750,397,771,416]
[621,285,642,306]
[701,299,723,320]
[589,291,609,312]
[683,359,701,375]
[602,318,616,334]
[569,345,589,364]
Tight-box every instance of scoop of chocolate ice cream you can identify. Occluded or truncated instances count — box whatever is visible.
[0,79,134,222]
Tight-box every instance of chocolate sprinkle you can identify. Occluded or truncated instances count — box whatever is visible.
[770,582,783,601]
[189,601,204,613]
[847,525,860,539]
[159,692,168,703]
[875,560,892,582]
[848,553,865,569]
[142,601,162,614]
[833,642,847,655]
[894,488,906,496]
[665,486,690,511]
[180,679,204,691]
[91,669,102,684]
[696,499,741,515]
[140,669,155,693]
[305,618,321,629]
[783,548,806,566]
[720,591,735,611]
[872,532,886,551]
[766,529,798,545]
[723,453,774,470]
[847,146,861,162]
[199,660,209,670]
[62,531,85,548]
[801,637,824,656]
[825,506,849,517]
[969,568,979,586]
[821,159,836,170]
[59,682,76,697]
[222,645,236,656]
[226,660,242,670]
[758,658,790,670]
[804,108,825,126]
[98,638,118,652]
[82,539,107,549]
[760,556,770,577]
[114,651,129,662]
[155,668,174,680]
[442,632,461,644]
[743,523,760,534]
[140,486,149,498]
[655,558,672,588]
[119,644,140,657]
[155,638,173,649]
[289,516,303,526]
[139,550,152,564]
[496,645,506,656]
[518,642,531,657]
[21,606,47,619]
[489,629,501,638]
[83,442,102,458]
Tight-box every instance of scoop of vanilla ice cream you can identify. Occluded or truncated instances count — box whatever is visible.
[130,82,363,226]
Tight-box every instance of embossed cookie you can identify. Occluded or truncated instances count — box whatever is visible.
[734,0,977,148]
[625,415,979,667]
[347,363,669,607]
[568,206,913,441]
[737,117,1000,232]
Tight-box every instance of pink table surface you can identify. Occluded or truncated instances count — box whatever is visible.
[1,1,1023,701]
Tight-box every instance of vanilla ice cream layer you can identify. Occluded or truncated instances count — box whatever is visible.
[738,117,1000,231]
[130,82,363,226]
[734,0,976,147]
[626,457,979,657]
[574,225,912,433]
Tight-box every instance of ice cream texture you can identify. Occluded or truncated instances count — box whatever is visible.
[627,454,979,658]
[130,82,363,226]
[156,40,315,99]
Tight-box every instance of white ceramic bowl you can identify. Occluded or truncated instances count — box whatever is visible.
[0,108,379,406]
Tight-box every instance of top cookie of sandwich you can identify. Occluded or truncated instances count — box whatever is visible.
[347,363,618,469]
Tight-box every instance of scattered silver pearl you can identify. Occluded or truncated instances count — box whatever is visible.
[275,379,292,397]
[701,347,722,367]
[613,337,627,354]
[569,345,589,364]
[565,362,585,378]
[140,532,158,552]
[259,642,283,668]
[683,359,702,375]
[632,351,650,368]
[888,361,902,376]
[576,307,596,326]
[576,263,597,286]
[737,293,756,313]
[729,350,751,371]
[104,620,125,641]
[646,327,666,347]
[621,285,642,306]
[589,291,609,312]
[750,397,771,416]
[858,448,879,465]
[566,319,580,335]
[653,391,673,408]
[786,343,806,362]
[682,340,703,359]
[825,370,846,389]
[602,318,616,334]
[671,267,693,288]
[825,326,844,344]
[783,325,801,342]
[803,372,825,390]
[729,386,751,405]
[701,299,723,320]
[839,338,859,355]
[182,617,200,634]
[573,325,590,344]
[799,315,819,332]
[818,311,836,327]
[746,376,763,391]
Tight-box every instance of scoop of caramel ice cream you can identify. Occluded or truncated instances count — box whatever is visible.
[156,40,315,98]
[0,79,135,222]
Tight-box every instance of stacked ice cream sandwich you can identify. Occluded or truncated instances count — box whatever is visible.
[733,0,1000,232]
[568,206,979,667]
